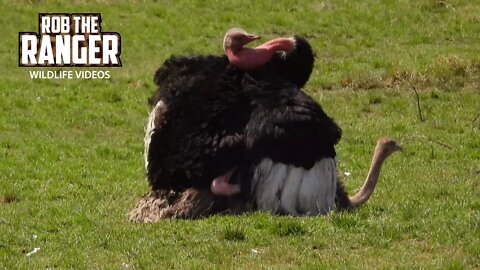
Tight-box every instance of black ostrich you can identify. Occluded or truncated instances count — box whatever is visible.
[131,29,402,220]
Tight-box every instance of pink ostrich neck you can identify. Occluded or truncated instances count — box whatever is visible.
[226,37,295,71]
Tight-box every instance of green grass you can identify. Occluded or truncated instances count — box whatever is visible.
[1,0,479,269]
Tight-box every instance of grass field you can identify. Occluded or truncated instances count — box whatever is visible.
[1,0,479,269]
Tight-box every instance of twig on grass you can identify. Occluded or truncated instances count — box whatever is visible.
[473,112,480,124]
[407,79,425,122]
[410,135,454,150]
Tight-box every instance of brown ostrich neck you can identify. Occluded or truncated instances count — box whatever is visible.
[349,145,389,207]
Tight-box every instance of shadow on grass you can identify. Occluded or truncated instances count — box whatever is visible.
[220,228,246,241]
[270,220,308,237]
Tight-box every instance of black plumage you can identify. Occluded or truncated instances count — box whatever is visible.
[147,58,252,190]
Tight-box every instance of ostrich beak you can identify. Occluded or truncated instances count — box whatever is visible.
[394,144,403,152]
[245,34,261,44]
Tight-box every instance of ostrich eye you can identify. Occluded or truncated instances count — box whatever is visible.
[388,141,400,151]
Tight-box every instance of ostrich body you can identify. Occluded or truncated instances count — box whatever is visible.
[131,137,402,221]
[145,30,317,195]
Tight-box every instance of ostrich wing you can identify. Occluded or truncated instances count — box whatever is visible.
[245,82,341,169]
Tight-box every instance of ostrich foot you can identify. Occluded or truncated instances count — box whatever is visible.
[210,168,240,196]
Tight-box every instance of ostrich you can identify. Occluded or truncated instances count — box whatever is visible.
[144,29,316,195]
[129,29,401,221]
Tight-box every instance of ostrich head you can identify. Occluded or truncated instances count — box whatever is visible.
[376,137,403,158]
[223,28,261,53]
